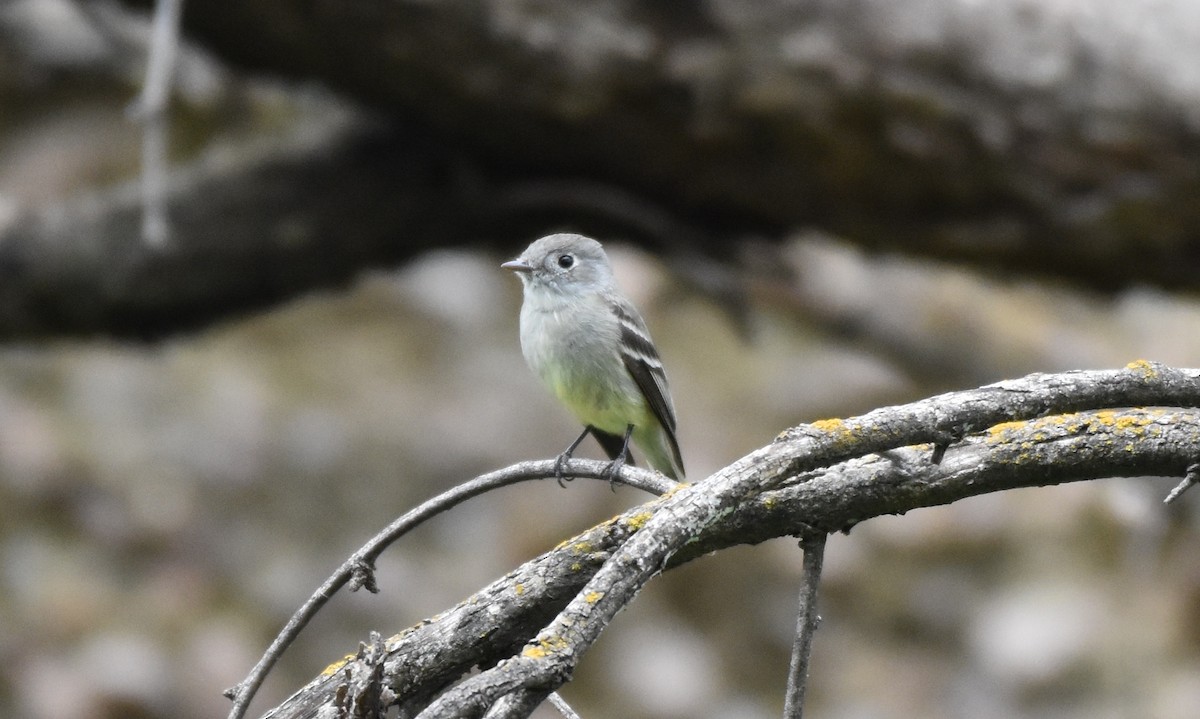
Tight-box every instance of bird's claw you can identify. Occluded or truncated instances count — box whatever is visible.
[603,455,626,492]
[554,452,574,488]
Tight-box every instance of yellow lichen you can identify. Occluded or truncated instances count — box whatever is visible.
[321,654,356,676]
[625,511,654,530]
[1084,409,1159,435]
[987,420,1027,439]
[989,409,1164,450]
[554,537,594,552]
[1125,359,1158,377]
[584,591,604,604]
[523,635,569,659]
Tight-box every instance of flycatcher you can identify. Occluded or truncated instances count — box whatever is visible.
[503,233,685,480]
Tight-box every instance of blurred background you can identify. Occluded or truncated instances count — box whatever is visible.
[2,1,1200,718]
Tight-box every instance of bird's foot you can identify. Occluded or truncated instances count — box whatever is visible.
[602,454,627,492]
[553,452,575,488]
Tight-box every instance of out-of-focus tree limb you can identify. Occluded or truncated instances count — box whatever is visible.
[9,1,1200,338]
[0,100,722,339]
[0,107,473,339]
[124,0,1200,290]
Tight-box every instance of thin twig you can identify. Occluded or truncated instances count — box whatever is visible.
[224,459,675,719]
[128,0,185,247]
[548,692,583,719]
[783,534,827,719]
[1164,462,1200,504]
[929,422,969,465]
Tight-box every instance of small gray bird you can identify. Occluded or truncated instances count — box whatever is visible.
[503,233,685,480]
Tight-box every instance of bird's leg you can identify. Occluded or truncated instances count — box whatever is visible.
[554,426,593,486]
[603,424,635,489]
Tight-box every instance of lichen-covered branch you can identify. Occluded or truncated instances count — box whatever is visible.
[224,461,674,719]
[253,364,1200,719]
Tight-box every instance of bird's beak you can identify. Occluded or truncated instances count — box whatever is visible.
[501,258,532,273]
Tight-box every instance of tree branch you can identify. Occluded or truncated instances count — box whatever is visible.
[0,102,723,340]
[225,460,674,719]
[129,0,1200,290]
[783,534,826,719]
[0,103,491,339]
[254,364,1200,718]
[1164,462,1200,504]
[127,0,185,247]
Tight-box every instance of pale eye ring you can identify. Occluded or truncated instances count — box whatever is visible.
[557,254,575,269]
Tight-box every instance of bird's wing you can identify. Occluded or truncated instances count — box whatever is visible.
[612,297,685,473]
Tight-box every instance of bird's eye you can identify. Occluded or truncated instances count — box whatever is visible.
[557,254,575,269]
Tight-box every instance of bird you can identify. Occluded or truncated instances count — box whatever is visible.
[502,233,685,481]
